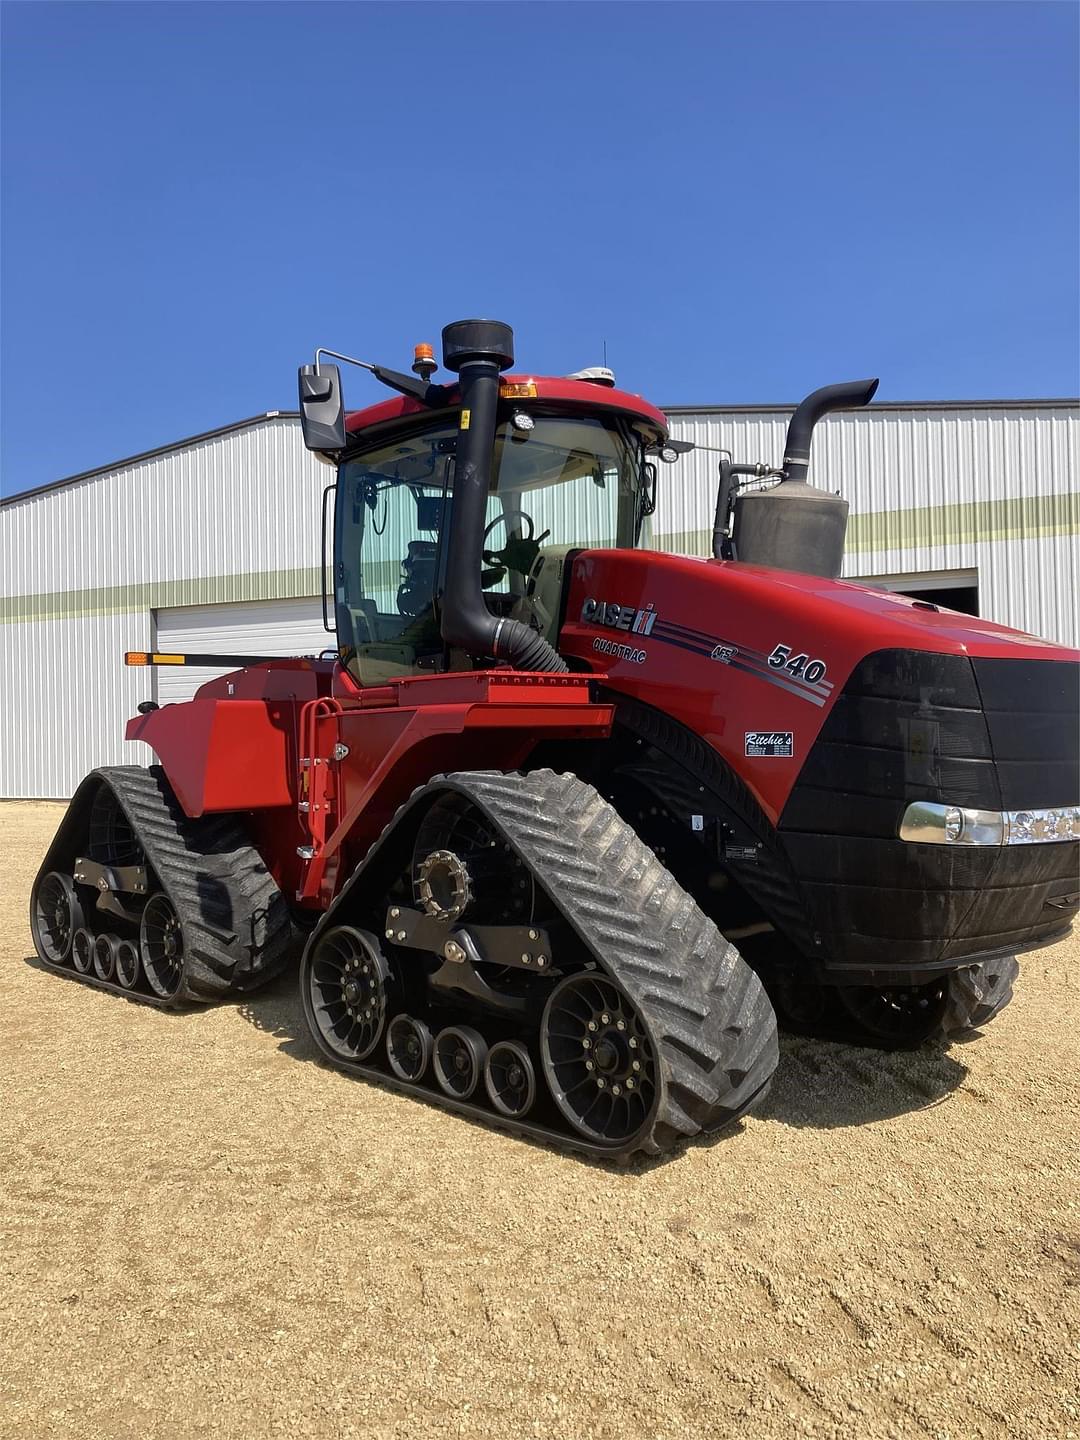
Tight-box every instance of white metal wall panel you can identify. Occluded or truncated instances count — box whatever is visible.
[655,405,1077,555]
[154,597,330,704]
[0,612,153,799]
[656,404,1078,645]
[978,533,1080,646]
[1,416,327,602]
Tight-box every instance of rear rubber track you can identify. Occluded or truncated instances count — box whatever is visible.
[33,765,296,1007]
[305,769,780,1160]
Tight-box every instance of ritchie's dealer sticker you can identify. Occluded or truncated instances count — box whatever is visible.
[745,731,794,758]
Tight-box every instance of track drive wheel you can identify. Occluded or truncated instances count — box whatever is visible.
[305,926,393,1062]
[31,871,84,965]
[541,973,658,1146]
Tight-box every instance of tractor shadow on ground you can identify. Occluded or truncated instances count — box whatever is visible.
[756,1030,968,1131]
[234,966,971,1154]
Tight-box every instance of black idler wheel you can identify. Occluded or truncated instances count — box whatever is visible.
[71,927,95,975]
[386,1014,433,1082]
[433,1026,488,1100]
[32,871,83,965]
[833,978,950,1049]
[115,939,141,990]
[307,926,393,1062]
[541,972,658,1145]
[93,933,119,982]
[484,1040,536,1118]
[140,893,185,999]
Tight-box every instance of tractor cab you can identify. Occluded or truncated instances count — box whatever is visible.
[299,322,667,685]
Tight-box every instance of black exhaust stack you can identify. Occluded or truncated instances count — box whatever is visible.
[732,378,879,579]
[439,320,568,672]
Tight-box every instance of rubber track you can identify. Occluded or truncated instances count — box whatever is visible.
[306,769,780,1158]
[942,955,1019,1035]
[34,766,296,1007]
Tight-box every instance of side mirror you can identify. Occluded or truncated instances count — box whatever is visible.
[298,364,346,452]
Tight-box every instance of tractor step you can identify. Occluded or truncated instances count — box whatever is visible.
[301,769,779,1160]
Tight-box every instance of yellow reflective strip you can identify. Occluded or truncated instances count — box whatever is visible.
[151,653,186,665]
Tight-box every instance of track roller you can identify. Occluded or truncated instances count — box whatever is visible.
[72,927,94,975]
[386,1014,433,1082]
[93,933,119,982]
[305,926,393,1062]
[31,871,83,965]
[433,1026,487,1100]
[115,939,141,990]
[484,1040,536,1118]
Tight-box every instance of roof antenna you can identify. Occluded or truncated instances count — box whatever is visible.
[603,339,608,368]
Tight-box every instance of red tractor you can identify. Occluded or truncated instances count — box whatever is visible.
[31,320,1079,1159]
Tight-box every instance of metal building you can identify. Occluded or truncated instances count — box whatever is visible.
[2,398,1076,799]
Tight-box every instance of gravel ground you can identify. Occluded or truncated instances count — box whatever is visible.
[1,799,1078,1440]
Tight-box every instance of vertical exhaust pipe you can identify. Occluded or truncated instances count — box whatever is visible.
[732,377,879,578]
[781,379,879,483]
[439,320,568,671]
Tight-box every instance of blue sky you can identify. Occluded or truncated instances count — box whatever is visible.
[2,0,1077,494]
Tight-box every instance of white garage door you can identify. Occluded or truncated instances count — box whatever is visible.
[154,597,332,704]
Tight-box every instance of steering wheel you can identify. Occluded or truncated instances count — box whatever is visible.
[483,509,535,556]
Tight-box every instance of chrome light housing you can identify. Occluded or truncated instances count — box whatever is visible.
[900,801,1080,846]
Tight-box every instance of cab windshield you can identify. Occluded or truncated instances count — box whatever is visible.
[334,411,649,684]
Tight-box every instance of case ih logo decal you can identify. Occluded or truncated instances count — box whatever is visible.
[580,597,657,636]
[577,602,834,706]
[745,731,794,758]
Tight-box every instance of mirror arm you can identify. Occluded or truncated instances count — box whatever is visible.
[315,349,450,409]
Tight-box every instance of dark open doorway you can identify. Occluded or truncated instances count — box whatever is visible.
[896,583,979,615]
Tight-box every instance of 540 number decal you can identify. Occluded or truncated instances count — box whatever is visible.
[767,644,828,685]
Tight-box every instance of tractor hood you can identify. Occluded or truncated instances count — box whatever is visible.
[560,546,1079,978]
[559,547,1079,825]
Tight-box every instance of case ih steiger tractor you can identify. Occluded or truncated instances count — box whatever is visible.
[31,320,1079,1159]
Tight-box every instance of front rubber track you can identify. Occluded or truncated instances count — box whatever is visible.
[30,765,297,1008]
[302,769,779,1160]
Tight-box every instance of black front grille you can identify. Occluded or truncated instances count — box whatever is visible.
[973,657,1079,809]
[779,649,1079,975]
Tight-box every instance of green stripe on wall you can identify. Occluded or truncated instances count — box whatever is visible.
[655,489,1079,560]
[1,565,323,624]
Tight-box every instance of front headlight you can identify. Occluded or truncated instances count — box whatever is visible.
[900,801,1079,846]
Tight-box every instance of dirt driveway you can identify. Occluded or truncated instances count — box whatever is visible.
[1,800,1077,1440]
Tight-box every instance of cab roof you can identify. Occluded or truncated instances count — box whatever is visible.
[343,374,669,441]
